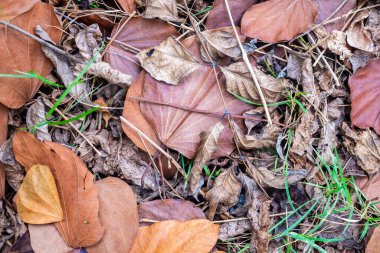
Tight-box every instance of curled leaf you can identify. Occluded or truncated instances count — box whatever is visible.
[347,10,376,53]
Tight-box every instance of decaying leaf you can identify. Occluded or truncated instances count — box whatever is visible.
[241,0,318,43]
[233,172,260,216]
[26,97,51,141]
[136,37,202,85]
[129,219,220,253]
[349,59,380,135]
[220,62,287,104]
[16,164,63,224]
[87,177,138,253]
[0,139,24,191]
[0,2,62,109]
[205,164,242,220]
[8,231,33,253]
[347,10,376,53]
[367,226,380,253]
[314,28,352,60]
[342,123,380,175]
[13,132,104,247]
[143,0,181,22]
[190,122,224,196]
[349,50,373,72]
[219,220,252,241]
[29,224,73,253]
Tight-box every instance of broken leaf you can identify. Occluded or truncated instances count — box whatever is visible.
[241,0,318,43]
[129,219,220,253]
[29,224,73,253]
[143,0,181,22]
[16,164,63,224]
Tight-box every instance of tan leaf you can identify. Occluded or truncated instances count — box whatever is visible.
[143,0,181,22]
[116,0,136,14]
[347,10,376,53]
[136,37,202,85]
[87,177,138,253]
[16,164,63,224]
[29,224,73,253]
[190,122,224,196]
[367,226,380,253]
[129,219,220,253]
[220,62,287,104]
[241,0,318,43]
[13,132,104,248]
[205,165,242,220]
[356,174,380,209]
[0,0,39,21]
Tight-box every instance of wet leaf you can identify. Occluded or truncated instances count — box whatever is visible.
[241,0,318,43]
[367,226,380,253]
[349,59,380,134]
[136,37,202,85]
[29,224,73,253]
[190,122,224,196]
[129,219,220,253]
[16,164,63,224]
[9,231,33,253]
[13,132,104,247]
[143,0,181,22]
[0,0,39,21]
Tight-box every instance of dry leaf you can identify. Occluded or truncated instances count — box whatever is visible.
[116,0,136,14]
[26,98,51,141]
[87,177,138,253]
[0,139,24,191]
[84,61,132,85]
[367,226,380,253]
[313,28,352,60]
[136,37,202,85]
[143,0,181,22]
[205,164,242,220]
[29,224,73,253]
[347,10,376,53]
[219,220,252,241]
[0,0,39,21]
[349,59,380,134]
[16,164,63,224]
[129,219,220,253]
[220,62,287,104]
[356,174,380,209]
[233,172,260,216]
[248,198,272,253]
[241,0,318,43]
[190,122,224,196]
[0,104,8,197]
[8,231,33,253]
[13,132,104,247]
[0,2,61,109]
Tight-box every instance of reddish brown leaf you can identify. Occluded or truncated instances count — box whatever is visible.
[0,0,39,21]
[241,0,318,43]
[349,59,380,135]
[104,17,178,82]
[13,132,104,248]
[0,2,62,109]
[0,104,8,197]
[367,226,380,253]
[356,174,380,209]
[116,0,136,14]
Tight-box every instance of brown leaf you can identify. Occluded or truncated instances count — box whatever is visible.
[349,59,380,134]
[9,231,33,253]
[136,37,202,85]
[13,132,104,247]
[219,220,252,241]
[347,10,376,53]
[190,122,224,196]
[0,2,62,109]
[87,177,138,253]
[0,104,8,197]
[220,62,287,104]
[138,199,205,226]
[367,226,380,253]
[29,224,73,253]
[129,219,220,253]
[116,0,136,14]
[241,0,318,43]
[26,97,51,141]
[16,164,63,224]
[105,17,179,82]
[0,0,39,21]
[143,0,181,22]
[248,198,272,253]
[0,139,24,191]
[356,174,380,209]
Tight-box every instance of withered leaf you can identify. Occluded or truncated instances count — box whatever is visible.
[29,224,73,253]
[356,174,380,209]
[190,122,224,196]
[219,220,252,241]
[248,198,272,253]
[0,104,8,196]
[367,226,380,253]
[26,97,51,141]
[136,37,202,85]
[0,0,39,21]
[143,0,181,22]
[0,139,24,191]
[241,0,318,43]
[16,164,63,224]
[349,59,380,135]
[347,10,376,53]
[129,219,220,253]
[13,132,104,247]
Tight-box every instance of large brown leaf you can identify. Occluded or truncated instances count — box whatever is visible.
[104,17,178,82]
[129,219,220,253]
[241,0,318,43]
[0,0,39,21]
[13,132,104,248]
[349,59,380,135]
[0,2,62,109]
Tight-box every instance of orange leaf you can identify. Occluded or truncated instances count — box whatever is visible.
[241,0,318,43]
[0,0,39,21]
[129,219,220,253]
[16,164,63,224]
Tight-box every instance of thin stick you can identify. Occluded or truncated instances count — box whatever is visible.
[223,0,272,126]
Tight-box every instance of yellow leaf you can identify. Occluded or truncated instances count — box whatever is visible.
[16,164,63,224]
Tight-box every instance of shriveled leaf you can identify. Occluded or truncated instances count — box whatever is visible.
[136,37,202,85]
[129,219,220,253]
[233,172,260,216]
[116,0,136,14]
[248,198,272,253]
[138,199,205,226]
[347,10,376,53]
[87,177,138,253]
[26,97,51,141]
[0,139,24,191]
[0,2,62,109]
[349,59,380,134]
[220,62,287,104]
[29,224,73,253]
[143,0,181,22]
[241,0,318,43]
[16,164,63,224]
[13,132,104,247]
[190,122,224,196]
[367,226,380,253]
[0,0,39,21]
[9,231,33,253]
[219,220,252,241]
[84,61,132,85]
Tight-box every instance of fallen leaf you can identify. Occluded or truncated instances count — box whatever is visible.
[13,132,104,247]
[29,224,73,253]
[233,172,260,216]
[0,0,39,21]
[220,62,287,104]
[16,164,64,224]
[205,164,242,220]
[366,226,380,253]
[349,50,373,72]
[219,220,252,241]
[143,0,181,22]
[241,0,318,43]
[347,10,376,53]
[0,139,24,191]
[116,0,136,14]
[313,28,352,60]
[248,198,272,253]
[349,59,380,134]
[0,2,62,109]
[26,97,51,141]
[87,177,138,253]
[138,199,205,226]
[136,37,202,85]
[0,104,8,196]
[9,231,33,253]
[356,174,380,209]
[190,122,224,196]
[129,219,220,253]
[0,200,27,248]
